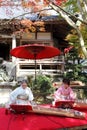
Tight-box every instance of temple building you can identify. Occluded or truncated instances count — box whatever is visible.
[0,15,72,80]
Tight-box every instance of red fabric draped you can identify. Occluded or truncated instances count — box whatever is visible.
[0,107,87,130]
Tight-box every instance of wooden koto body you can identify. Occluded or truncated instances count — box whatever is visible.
[9,104,85,119]
[32,105,85,119]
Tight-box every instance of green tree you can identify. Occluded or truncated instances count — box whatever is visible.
[50,0,87,58]
[31,75,54,104]
[64,48,87,84]
[65,23,87,58]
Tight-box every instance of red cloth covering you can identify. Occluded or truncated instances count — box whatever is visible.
[55,100,75,108]
[0,107,87,130]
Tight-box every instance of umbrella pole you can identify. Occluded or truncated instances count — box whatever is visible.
[34,54,37,84]
[35,59,37,84]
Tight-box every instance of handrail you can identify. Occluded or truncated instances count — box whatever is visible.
[71,85,87,89]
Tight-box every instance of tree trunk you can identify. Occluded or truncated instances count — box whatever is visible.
[50,3,87,58]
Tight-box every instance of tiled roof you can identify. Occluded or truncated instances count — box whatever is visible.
[26,14,59,21]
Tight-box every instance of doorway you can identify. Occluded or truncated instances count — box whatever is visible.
[0,43,10,61]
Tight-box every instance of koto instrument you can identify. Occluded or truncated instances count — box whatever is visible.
[32,105,85,119]
[55,100,87,110]
[54,100,74,109]
[9,104,85,119]
[73,100,87,110]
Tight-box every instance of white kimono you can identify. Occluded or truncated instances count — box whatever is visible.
[9,86,34,105]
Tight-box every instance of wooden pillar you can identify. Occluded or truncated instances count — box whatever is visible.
[11,34,17,81]
[12,34,16,62]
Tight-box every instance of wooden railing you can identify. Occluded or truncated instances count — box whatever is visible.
[15,56,65,78]
[71,85,87,99]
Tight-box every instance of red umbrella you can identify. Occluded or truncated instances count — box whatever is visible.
[10,44,61,81]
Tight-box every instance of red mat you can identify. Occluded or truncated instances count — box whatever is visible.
[0,106,87,130]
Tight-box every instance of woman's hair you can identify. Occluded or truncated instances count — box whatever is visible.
[21,79,28,84]
[62,78,70,85]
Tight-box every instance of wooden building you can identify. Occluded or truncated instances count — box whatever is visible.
[0,16,72,79]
